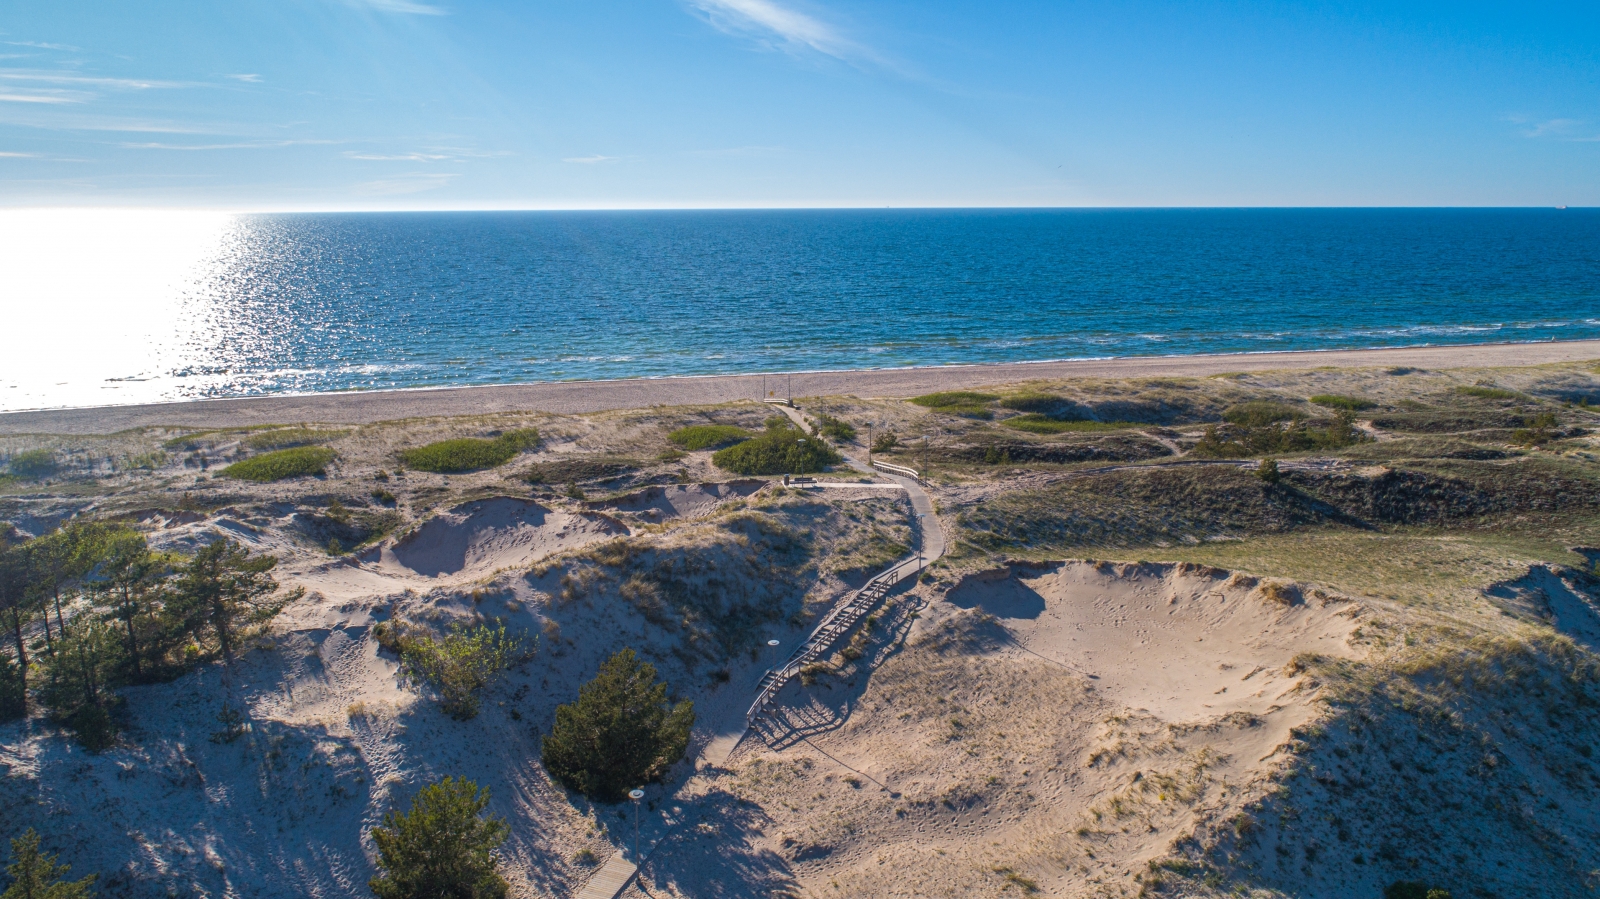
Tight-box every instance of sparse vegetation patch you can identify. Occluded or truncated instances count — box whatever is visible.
[399,429,539,473]
[667,424,750,451]
[220,446,336,481]
[911,391,999,418]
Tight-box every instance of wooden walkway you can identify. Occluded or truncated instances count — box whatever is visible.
[574,856,637,899]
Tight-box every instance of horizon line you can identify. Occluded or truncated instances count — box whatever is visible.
[0,203,1589,214]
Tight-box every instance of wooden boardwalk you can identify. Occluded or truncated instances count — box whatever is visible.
[574,856,637,899]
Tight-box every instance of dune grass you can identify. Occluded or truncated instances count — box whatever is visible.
[712,422,841,475]
[1455,385,1525,401]
[1002,416,1135,434]
[910,391,999,419]
[6,449,57,479]
[398,429,539,473]
[1309,394,1376,412]
[221,446,336,482]
[668,424,751,451]
[1222,400,1305,427]
[244,427,349,451]
[998,392,1070,414]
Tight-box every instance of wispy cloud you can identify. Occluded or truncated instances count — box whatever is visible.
[563,154,619,164]
[1507,115,1600,142]
[686,0,861,60]
[0,41,82,52]
[352,172,458,195]
[0,92,81,104]
[345,150,452,161]
[0,71,184,90]
[0,151,36,157]
[355,0,449,15]
[226,74,263,83]
[122,139,338,150]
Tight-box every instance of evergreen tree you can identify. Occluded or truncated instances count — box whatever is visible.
[169,540,299,673]
[0,537,37,721]
[1,829,96,899]
[368,777,509,899]
[94,530,166,682]
[542,648,695,802]
[37,616,126,751]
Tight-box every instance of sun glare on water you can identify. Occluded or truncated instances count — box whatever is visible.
[1,209,243,412]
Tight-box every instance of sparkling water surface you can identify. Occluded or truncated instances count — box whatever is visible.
[3,208,1598,411]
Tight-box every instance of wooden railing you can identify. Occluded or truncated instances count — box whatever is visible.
[870,459,922,482]
[746,554,922,725]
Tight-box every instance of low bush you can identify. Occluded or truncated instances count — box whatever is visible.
[667,424,750,451]
[382,620,532,720]
[871,432,899,453]
[814,414,856,443]
[542,649,694,802]
[1309,394,1376,412]
[712,422,841,475]
[6,449,57,479]
[1384,882,1451,899]
[1222,401,1304,427]
[1002,416,1134,434]
[399,429,539,473]
[910,391,998,418]
[1192,412,1365,457]
[221,446,336,481]
[244,427,348,450]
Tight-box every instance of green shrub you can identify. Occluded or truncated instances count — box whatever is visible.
[911,391,999,419]
[369,776,509,899]
[1192,412,1366,458]
[1257,458,1280,484]
[387,620,532,720]
[399,430,539,474]
[815,415,857,443]
[871,432,899,453]
[666,424,750,451]
[1309,394,1375,412]
[1222,401,1304,427]
[244,427,348,450]
[220,446,336,481]
[712,422,842,475]
[1455,385,1522,401]
[542,649,694,802]
[1002,416,1133,434]
[7,449,57,479]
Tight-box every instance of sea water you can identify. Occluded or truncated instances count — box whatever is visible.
[3,208,1597,411]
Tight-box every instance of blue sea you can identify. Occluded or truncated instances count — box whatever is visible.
[4,208,1598,410]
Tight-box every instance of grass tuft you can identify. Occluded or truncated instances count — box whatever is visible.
[1309,394,1376,412]
[220,446,336,482]
[668,424,751,451]
[911,391,999,419]
[244,428,349,451]
[1454,385,1523,401]
[1223,401,1305,427]
[398,429,539,473]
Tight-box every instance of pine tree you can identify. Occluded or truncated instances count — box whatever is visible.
[0,537,37,721]
[169,540,299,673]
[368,777,509,899]
[542,648,694,802]
[1,829,96,899]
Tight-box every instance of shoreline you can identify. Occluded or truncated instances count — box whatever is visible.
[3,338,1598,436]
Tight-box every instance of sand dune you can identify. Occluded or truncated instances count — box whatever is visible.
[372,497,626,578]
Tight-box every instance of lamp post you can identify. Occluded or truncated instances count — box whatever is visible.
[628,788,644,861]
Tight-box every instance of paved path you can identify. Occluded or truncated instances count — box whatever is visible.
[6,339,1594,434]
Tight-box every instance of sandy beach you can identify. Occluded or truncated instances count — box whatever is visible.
[4,339,1598,435]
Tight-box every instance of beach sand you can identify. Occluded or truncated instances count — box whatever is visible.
[4,339,1598,435]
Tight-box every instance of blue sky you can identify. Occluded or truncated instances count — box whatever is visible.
[2,0,1597,208]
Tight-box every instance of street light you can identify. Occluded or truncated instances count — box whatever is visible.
[628,788,645,861]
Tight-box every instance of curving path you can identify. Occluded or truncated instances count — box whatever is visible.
[573,404,945,899]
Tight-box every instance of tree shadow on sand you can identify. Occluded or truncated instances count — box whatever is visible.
[636,788,798,899]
